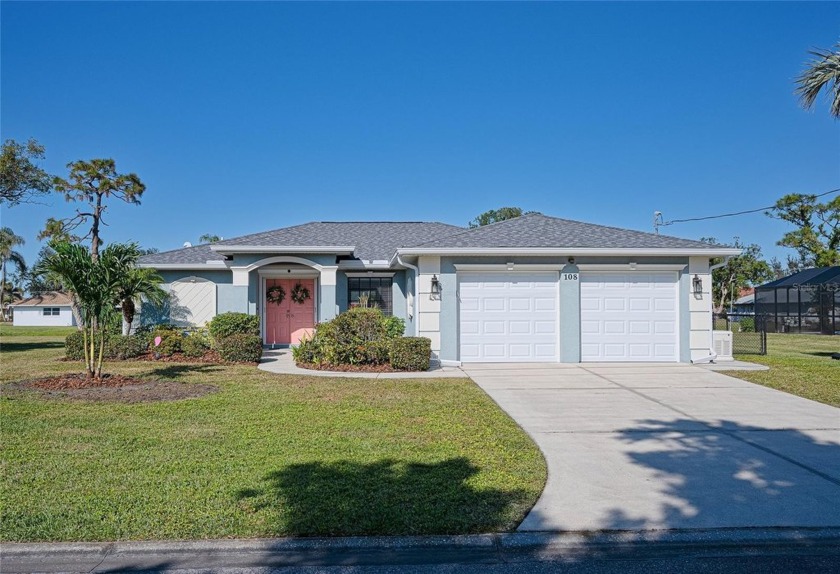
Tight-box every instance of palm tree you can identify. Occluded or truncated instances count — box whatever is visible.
[115,267,166,335]
[0,227,26,297]
[38,241,150,379]
[795,42,840,118]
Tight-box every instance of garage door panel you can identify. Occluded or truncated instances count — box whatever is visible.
[581,272,678,362]
[459,272,558,362]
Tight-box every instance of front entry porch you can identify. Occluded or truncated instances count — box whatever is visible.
[263,277,316,346]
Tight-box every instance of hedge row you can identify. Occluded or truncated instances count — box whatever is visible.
[292,308,429,371]
[64,312,265,363]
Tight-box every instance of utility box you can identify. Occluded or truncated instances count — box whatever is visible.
[713,331,734,361]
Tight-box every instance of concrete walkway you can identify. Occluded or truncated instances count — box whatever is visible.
[462,362,840,532]
[258,348,468,378]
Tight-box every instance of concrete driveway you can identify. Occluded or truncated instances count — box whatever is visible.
[463,363,840,532]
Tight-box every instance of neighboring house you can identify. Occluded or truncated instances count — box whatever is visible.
[137,214,739,364]
[755,266,840,335]
[731,288,755,317]
[10,292,77,327]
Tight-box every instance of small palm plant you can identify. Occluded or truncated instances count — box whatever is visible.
[115,266,166,335]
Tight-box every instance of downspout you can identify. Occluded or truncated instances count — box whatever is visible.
[692,256,732,364]
[395,252,420,336]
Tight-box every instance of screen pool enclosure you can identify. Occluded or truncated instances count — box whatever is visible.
[754,267,840,335]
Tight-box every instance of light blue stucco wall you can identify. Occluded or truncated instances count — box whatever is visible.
[438,256,693,364]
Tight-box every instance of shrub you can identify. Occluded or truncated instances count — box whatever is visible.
[208,313,259,342]
[389,337,432,371]
[383,315,406,338]
[66,331,148,361]
[293,308,409,367]
[217,334,263,363]
[152,329,183,356]
[738,317,755,332]
[107,334,148,359]
[181,334,209,358]
[65,330,86,360]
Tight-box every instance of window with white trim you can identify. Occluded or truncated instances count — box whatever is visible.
[42,307,60,316]
[348,277,393,315]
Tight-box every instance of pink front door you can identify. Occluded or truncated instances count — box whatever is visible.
[264,278,316,345]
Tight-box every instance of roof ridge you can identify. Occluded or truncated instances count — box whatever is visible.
[408,212,538,247]
[531,213,728,247]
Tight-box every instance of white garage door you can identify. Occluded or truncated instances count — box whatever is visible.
[459,272,558,362]
[580,272,678,362]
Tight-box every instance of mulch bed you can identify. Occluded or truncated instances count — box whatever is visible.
[296,362,399,373]
[3,373,218,403]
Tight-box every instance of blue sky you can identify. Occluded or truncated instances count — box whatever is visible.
[2,2,838,268]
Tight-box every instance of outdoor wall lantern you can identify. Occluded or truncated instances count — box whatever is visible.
[430,274,442,295]
[692,274,703,295]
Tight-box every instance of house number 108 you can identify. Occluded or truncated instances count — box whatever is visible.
[562,273,579,281]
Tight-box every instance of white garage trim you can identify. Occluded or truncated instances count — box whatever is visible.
[458,271,560,362]
[580,271,679,362]
[577,264,687,271]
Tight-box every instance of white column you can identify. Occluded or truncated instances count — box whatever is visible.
[417,256,441,362]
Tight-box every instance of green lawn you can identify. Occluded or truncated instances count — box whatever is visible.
[727,333,840,407]
[0,324,78,337]
[0,335,546,542]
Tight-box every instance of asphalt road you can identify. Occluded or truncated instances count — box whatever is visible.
[4,530,839,574]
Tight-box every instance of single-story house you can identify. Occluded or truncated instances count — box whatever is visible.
[10,292,77,327]
[137,214,740,365]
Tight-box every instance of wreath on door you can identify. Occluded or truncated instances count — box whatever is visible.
[290,282,311,304]
[266,285,286,305]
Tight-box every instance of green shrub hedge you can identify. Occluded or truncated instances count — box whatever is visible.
[383,315,406,338]
[152,329,183,356]
[217,334,263,363]
[109,334,148,359]
[65,331,86,360]
[181,334,209,358]
[65,332,148,360]
[208,313,260,342]
[389,337,432,371]
[293,308,429,370]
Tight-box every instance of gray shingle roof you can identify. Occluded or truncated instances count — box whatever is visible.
[138,243,225,265]
[213,221,465,262]
[138,215,729,267]
[407,213,728,250]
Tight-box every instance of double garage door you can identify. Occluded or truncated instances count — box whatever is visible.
[459,271,678,362]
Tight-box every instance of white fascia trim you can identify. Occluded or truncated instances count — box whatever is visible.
[258,269,320,278]
[337,261,394,270]
[578,264,688,271]
[454,263,564,271]
[210,245,355,254]
[344,272,396,278]
[397,247,743,257]
[136,263,229,270]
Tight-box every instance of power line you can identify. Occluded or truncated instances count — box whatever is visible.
[655,188,840,232]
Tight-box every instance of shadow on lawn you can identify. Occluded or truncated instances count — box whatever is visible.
[237,457,531,536]
[0,340,64,353]
[144,363,224,380]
